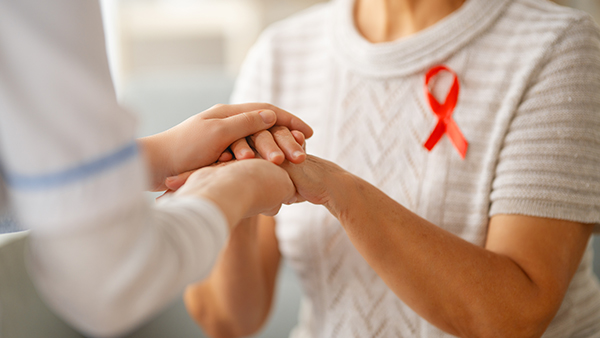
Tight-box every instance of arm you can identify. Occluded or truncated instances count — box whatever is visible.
[282,156,594,338]
[184,215,281,338]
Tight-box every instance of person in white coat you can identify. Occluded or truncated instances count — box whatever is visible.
[0,0,312,337]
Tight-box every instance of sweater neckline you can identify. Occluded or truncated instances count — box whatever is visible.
[329,0,512,78]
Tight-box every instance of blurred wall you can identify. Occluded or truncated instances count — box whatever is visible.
[102,0,325,93]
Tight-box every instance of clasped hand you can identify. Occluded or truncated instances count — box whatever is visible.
[150,103,347,228]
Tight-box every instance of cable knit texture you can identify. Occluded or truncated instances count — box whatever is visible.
[231,0,600,336]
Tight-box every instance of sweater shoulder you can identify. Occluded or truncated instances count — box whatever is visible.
[508,0,591,21]
[479,0,600,68]
[502,0,598,37]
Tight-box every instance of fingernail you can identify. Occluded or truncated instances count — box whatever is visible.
[241,149,254,158]
[293,150,305,159]
[269,151,284,162]
[259,110,276,124]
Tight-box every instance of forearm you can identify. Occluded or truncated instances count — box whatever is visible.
[185,216,279,338]
[27,196,228,338]
[328,175,558,338]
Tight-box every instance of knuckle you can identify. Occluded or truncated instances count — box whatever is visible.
[270,125,288,133]
[250,129,268,141]
[240,112,256,126]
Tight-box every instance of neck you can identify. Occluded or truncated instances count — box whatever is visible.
[354,0,466,43]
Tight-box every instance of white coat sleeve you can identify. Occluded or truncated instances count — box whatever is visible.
[0,1,228,337]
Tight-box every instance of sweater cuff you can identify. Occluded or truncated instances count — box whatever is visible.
[490,199,600,233]
[157,195,228,239]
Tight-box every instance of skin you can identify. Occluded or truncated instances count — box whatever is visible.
[355,0,466,42]
[163,127,306,193]
[174,160,295,230]
[140,102,310,231]
[184,215,281,337]
[184,1,594,337]
[137,103,313,191]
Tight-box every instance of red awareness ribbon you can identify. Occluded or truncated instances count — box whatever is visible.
[423,65,468,159]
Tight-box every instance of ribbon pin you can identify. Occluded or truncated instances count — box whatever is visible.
[423,65,468,159]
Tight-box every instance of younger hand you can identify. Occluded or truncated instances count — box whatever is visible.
[172,159,296,229]
[139,103,312,191]
[165,126,306,192]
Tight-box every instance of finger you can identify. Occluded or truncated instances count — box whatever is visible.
[218,149,234,162]
[279,159,305,183]
[270,126,306,164]
[230,138,256,160]
[204,103,313,139]
[165,170,195,191]
[291,130,306,148]
[217,109,278,146]
[249,130,285,164]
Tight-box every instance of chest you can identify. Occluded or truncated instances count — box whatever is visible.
[274,47,529,244]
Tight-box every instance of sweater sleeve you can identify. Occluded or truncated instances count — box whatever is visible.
[489,15,600,232]
[0,1,228,336]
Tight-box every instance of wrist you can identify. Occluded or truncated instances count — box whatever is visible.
[181,167,254,231]
[138,133,176,190]
[323,171,357,220]
[198,180,253,232]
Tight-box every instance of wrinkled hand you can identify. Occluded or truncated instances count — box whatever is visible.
[279,155,350,213]
[223,125,307,164]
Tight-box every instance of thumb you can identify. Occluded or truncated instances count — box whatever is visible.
[221,109,276,143]
[165,170,195,191]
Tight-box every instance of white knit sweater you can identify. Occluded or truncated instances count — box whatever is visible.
[231,0,600,336]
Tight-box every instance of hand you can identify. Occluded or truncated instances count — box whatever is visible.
[164,126,307,192]
[226,126,307,165]
[280,155,352,216]
[139,103,313,191]
[172,159,296,229]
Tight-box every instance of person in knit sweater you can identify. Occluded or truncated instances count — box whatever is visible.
[183,0,600,337]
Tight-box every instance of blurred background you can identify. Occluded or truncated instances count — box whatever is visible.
[100,0,325,138]
[0,1,599,338]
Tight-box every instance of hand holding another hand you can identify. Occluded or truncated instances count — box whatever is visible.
[167,153,351,226]
[140,103,312,191]
[173,159,296,229]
